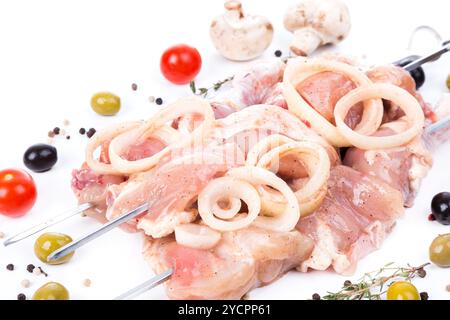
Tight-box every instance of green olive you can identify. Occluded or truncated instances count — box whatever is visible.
[429,233,450,267]
[34,232,74,265]
[91,92,121,116]
[386,281,420,300]
[32,282,69,300]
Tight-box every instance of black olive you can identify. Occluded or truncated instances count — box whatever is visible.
[431,192,450,225]
[23,144,58,173]
[393,56,425,90]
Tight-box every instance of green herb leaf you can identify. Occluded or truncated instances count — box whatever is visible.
[189,81,196,94]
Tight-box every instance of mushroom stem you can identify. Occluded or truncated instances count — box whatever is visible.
[224,0,244,20]
[290,28,322,56]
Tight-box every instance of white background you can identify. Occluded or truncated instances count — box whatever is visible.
[0,0,449,300]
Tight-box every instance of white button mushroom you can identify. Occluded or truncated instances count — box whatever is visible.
[210,0,274,61]
[283,0,351,56]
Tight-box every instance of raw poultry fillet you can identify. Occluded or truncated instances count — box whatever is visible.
[106,152,235,237]
[144,227,314,300]
[143,165,404,300]
[344,119,433,207]
[297,165,404,275]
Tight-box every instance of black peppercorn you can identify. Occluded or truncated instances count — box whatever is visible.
[132,83,138,91]
[274,50,282,57]
[66,136,71,140]
[79,128,86,135]
[344,280,352,287]
[420,292,429,300]
[26,264,35,273]
[155,97,163,105]
[6,264,14,271]
[86,128,96,138]
[53,127,60,135]
[17,293,26,300]
[312,293,321,300]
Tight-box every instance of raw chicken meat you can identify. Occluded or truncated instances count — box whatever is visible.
[210,104,339,165]
[106,148,239,237]
[344,119,433,207]
[367,65,436,123]
[296,71,363,128]
[231,59,285,108]
[297,165,404,275]
[106,105,338,237]
[71,163,125,221]
[70,54,444,301]
[144,227,314,300]
[290,62,432,207]
[205,59,286,118]
[72,131,170,224]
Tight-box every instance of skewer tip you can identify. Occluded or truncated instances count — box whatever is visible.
[46,248,65,262]
[3,238,14,247]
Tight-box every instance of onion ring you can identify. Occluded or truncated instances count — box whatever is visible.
[174,223,222,250]
[257,141,330,216]
[334,83,424,150]
[86,121,142,175]
[283,57,384,147]
[227,167,300,232]
[245,134,296,167]
[108,97,215,174]
[198,176,261,232]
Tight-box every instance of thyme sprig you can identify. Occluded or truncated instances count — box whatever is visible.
[321,262,430,300]
[189,76,234,98]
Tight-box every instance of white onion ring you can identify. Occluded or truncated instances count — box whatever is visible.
[85,122,181,175]
[212,198,242,219]
[227,167,300,232]
[108,97,214,174]
[198,176,261,232]
[174,223,222,250]
[245,134,296,167]
[283,57,384,147]
[334,83,425,150]
[85,121,142,175]
[257,141,330,216]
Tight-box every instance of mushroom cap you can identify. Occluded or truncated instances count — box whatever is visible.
[284,0,351,44]
[210,1,274,61]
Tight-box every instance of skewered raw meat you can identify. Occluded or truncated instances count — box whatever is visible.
[297,165,404,275]
[106,148,239,237]
[367,65,436,123]
[144,226,314,299]
[69,55,443,300]
[71,163,125,221]
[296,71,363,127]
[104,104,338,237]
[343,119,432,207]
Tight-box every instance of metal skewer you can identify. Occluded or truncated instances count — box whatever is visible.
[403,40,450,72]
[46,203,149,262]
[423,114,450,151]
[3,202,93,247]
[114,268,174,300]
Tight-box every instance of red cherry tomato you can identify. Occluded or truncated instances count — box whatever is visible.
[0,169,37,217]
[160,44,202,85]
